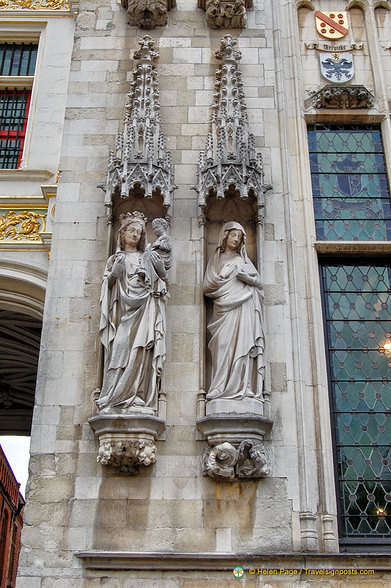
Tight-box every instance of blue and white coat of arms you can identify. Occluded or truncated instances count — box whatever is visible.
[319,52,354,83]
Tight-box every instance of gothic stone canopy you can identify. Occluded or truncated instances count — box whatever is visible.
[194,35,270,216]
[102,36,175,214]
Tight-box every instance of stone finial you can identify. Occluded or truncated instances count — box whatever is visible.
[121,0,176,29]
[102,36,176,214]
[194,35,271,217]
[198,0,252,29]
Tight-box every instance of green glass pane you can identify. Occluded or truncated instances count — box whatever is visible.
[333,382,391,412]
[312,173,389,198]
[324,265,391,292]
[322,262,391,538]
[309,129,382,153]
[311,152,385,174]
[328,321,391,349]
[326,293,391,321]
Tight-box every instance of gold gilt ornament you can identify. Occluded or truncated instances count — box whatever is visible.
[0,0,67,10]
[0,210,46,241]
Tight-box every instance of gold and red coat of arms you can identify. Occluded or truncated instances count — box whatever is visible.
[315,11,348,40]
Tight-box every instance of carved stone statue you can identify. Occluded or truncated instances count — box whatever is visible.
[203,221,264,401]
[96,212,171,415]
[121,0,175,29]
[205,0,246,28]
[203,440,269,479]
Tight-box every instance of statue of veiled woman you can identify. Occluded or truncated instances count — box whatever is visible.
[203,221,264,401]
[96,211,170,414]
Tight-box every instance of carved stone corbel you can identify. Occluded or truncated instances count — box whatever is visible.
[305,85,375,110]
[198,0,251,29]
[121,0,176,29]
[193,35,271,220]
[89,414,165,474]
[197,402,273,480]
[101,36,176,216]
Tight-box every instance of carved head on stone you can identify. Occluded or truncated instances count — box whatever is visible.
[218,220,246,255]
[118,211,148,252]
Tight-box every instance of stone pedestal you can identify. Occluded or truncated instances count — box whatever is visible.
[196,399,273,480]
[89,414,165,475]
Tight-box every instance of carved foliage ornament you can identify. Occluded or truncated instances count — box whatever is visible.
[194,35,270,217]
[306,85,375,109]
[102,36,175,213]
[0,0,74,10]
[0,209,46,241]
[203,440,269,480]
[97,438,157,474]
[121,0,176,29]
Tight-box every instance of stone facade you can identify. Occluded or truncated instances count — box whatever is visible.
[0,0,388,585]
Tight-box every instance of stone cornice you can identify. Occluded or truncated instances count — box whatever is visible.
[75,551,391,571]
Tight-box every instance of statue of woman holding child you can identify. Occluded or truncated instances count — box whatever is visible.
[96,211,172,414]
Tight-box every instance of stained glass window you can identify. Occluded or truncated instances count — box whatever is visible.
[308,125,391,241]
[322,263,391,541]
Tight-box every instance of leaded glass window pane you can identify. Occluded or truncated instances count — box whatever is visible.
[322,263,391,539]
[309,126,391,241]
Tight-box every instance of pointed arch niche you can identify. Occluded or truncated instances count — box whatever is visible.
[194,35,272,480]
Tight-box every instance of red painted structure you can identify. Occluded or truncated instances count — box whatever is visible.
[0,445,24,588]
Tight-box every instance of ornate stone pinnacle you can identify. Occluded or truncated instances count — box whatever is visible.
[194,35,271,212]
[215,34,242,63]
[102,36,176,213]
[133,35,160,62]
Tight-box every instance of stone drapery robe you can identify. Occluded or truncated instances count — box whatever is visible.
[97,252,166,413]
[203,223,264,400]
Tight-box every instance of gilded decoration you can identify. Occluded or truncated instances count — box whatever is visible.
[0,0,73,10]
[0,209,46,241]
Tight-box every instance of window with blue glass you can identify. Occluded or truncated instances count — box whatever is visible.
[308,125,391,241]
[321,263,391,543]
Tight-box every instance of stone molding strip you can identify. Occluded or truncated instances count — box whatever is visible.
[314,241,391,255]
[75,551,391,571]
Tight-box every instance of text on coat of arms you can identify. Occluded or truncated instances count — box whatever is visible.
[315,11,348,40]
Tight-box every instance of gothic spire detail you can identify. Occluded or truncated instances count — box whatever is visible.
[102,36,176,215]
[194,35,270,216]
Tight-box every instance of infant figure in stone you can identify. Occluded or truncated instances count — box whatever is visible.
[138,217,172,292]
[203,221,264,401]
[96,211,169,415]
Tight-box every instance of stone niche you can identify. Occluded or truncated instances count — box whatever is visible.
[197,194,273,480]
[89,36,174,475]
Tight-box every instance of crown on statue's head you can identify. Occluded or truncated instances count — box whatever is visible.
[119,211,147,231]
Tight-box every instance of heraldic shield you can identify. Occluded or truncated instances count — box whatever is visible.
[315,11,348,40]
[320,52,354,83]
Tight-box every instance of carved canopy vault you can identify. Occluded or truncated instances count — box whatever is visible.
[194,35,270,222]
[101,36,176,217]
